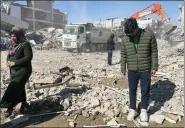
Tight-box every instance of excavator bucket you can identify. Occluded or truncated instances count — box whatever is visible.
[162,22,177,35]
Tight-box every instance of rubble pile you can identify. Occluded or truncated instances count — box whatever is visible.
[0,36,184,126]
[157,39,184,57]
[26,27,63,50]
[31,86,131,118]
[0,30,11,50]
[0,27,64,51]
[167,28,184,42]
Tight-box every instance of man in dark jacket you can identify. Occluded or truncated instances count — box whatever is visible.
[107,34,115,65]
[121,18,158,122]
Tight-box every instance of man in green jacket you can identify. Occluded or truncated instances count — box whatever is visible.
[121,18,158,122]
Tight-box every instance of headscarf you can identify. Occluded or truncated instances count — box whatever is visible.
[9,27,26,56]
[9,26,26,43]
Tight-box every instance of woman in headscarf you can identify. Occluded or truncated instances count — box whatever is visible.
[0,27,33,117]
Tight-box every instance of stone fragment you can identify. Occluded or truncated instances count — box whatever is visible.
[107,119,118,126]
[82,110,90,118]
[149,114,165,124]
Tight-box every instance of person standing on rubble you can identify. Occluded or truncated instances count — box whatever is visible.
[0,27,33,117]
[107,33,115,65]
[121,18,158,122]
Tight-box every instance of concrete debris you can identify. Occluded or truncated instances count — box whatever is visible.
[0,30,11,50]
[107,119,118,125]
[82,110,90,118]
[164,113,179,124]
[0,32,184,126]
[90,98,100,108]
[84,124,126,127]
[26,27,63,50]
[149,114,165,124]
[167,28,184,42]
[69,121,76,127]
[0,27,63,51]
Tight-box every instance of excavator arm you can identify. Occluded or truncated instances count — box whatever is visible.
[131,3,169,22]
[131,3,177,35]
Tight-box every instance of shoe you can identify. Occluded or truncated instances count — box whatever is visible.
[140,109,148,122]
[127,109,138,121]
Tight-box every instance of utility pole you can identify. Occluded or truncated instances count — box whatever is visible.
[51,1,54,28]
[32,1,35,31]
[106,17,118,31]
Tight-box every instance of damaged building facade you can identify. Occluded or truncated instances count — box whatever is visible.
[21,1,67,30]
[1,1,67,31]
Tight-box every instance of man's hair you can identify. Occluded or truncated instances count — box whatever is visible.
[124,17,139,35]
[110,33,114,38]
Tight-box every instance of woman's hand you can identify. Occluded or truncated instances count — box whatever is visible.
[7,61,15,67]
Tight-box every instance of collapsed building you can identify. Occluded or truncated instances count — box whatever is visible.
[20,1,67,31]
[1,1,29,31]
[1,1,67,50]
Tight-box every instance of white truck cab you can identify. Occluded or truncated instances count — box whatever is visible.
[62,23,116,52]
[62,23,89,52]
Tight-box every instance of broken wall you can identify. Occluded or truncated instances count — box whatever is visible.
[35,10,52,22]
[33,1,53,11]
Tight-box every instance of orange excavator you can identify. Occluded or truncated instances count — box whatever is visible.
[130,3,177,36]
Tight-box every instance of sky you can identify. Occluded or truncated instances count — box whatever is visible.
[16,1,183,26]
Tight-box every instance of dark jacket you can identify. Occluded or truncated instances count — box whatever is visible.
[107,36,115,50]
[121,29,158,72]
[7,41,33,83]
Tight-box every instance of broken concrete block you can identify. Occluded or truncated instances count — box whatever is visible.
[121,105,129,114]
[182,98,184,106]
[103,117,109,122]
[90,98,100,107]
[164,113,179,124]
[101,85,106,91]
[91,109,99,116]
[105,110,115,118]
[114,108,120,117]
[74,109,82,115]
[178,115,182,121]
[69,121,76,127]
[104,102,111,109]
[149,114,165,124]
[82,110,90,118]
[107,119,118,126]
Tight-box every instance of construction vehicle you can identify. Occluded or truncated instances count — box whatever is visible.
[131,3,177,37]
[62,23,117,52]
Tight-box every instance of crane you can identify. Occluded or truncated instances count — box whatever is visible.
[131,3,177,35]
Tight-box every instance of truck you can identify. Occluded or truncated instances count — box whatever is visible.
[62,23,118,52]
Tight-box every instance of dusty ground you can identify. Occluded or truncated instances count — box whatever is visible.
[0,49,184,127]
